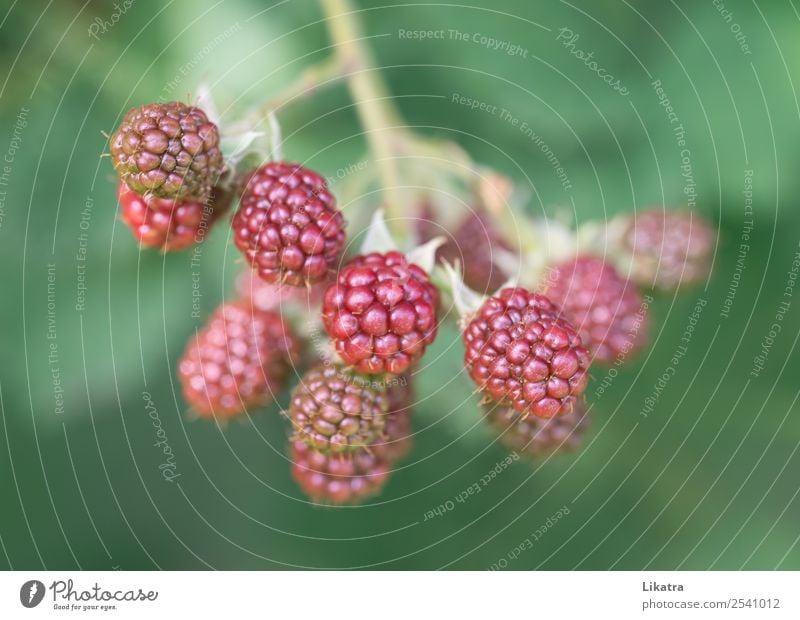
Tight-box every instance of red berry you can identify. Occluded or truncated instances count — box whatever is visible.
[290,440,390,504]
[110,102,223,201]
[544,256,648,364]
[235,268,325,312]
[419,208,509,292]
[371,374,414,462]
[623,208,714,290]
[463,287,590,418]
[118,182,230,252]
[289,364,387,453]
[321,251,440,375]
[486,401,589,457]
[231,162,346,287]
[178,302,300,418]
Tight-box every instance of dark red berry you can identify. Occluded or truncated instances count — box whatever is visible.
[622,208,714,290]
[321,251,440,375]
[289,364,387,454]
[290,440,390,504]
[231,162,346,287]
[178,302,300,418]
[419,208,509,292]
[544,256,648,364]
[463,287,590,418]
[110,102,223,201]
[118,182,230,252]
[486,401,589,457]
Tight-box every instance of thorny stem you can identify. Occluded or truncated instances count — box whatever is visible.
[319,0,408,243]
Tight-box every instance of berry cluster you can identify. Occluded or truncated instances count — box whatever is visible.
[108,96,715,503]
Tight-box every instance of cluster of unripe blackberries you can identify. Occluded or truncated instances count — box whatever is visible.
[109,101,715,504]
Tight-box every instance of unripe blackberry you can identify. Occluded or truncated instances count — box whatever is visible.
[235,268,325,313]
[231,162,346,286]
[372,374,414,462]
[178,302,300,418]
[463,287,590,418]
[289,364,387,453]
[110,102,223,201]
[290,440,390,504]
[118,182,230,252]
[622,208,714,291]
[544,256,648,364]
[321,251,440,375]
[487,401,589,457]
[419,209,509,293]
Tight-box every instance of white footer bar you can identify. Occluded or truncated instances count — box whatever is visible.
[0,571,795,618]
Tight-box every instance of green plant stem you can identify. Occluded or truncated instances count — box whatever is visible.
[319,0,408,243]
[259,51,353,116]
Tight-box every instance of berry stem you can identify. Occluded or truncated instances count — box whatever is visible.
[319,0,408,243]
[258,50,354,115]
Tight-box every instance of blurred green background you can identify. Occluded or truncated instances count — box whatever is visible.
[1,0,799,570]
